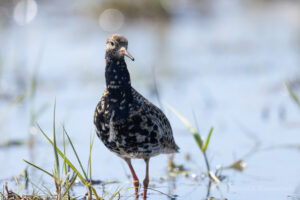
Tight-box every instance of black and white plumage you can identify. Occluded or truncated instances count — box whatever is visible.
[95,87,178,158]
[94,34,179,198]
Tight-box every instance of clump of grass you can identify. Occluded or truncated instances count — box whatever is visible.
[167,105,214,175]
[167,105,224,198]
[22,103,165,200]
[1,183,44,200]
[23,103,100,200]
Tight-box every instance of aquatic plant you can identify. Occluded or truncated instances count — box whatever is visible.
[24,103,100,200]
[167,105,214,172]
[167,104,221,198]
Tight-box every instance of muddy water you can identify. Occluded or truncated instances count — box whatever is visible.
[0,0,300,199]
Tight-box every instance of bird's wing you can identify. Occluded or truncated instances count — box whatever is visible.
[94,89,110,136]
[130,88,179,152]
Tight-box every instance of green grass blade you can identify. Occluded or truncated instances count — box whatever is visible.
[63,126,88,180]
[37,124,88,186]
[88,134,95,180]
[285,82,300,108]
[37,124,101,200]
[52,101,60,180]
[63,128,67,175]
[202,126,214,152]
[62,174,78,198]
[23,159,53,178]
[31,180,53,197]
[166,104,204,149]
[109,187,140,200]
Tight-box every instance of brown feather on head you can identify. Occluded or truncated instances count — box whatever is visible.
[105,34,134,61]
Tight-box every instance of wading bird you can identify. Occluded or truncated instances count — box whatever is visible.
[94,34,179,199]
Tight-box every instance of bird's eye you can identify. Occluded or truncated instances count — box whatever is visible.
[110,41,114,46]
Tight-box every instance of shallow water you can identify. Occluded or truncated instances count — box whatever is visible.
[0,0,300,199]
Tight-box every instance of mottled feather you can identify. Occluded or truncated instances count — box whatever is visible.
[94,88,179,159]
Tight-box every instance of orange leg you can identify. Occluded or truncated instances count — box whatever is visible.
[125,158,139,197]
[143,158,150,199]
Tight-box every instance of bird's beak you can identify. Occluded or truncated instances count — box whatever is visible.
[120,48,135,61]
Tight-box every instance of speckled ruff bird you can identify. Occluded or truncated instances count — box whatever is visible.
[94,34,179,198]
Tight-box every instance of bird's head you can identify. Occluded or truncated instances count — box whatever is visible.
[105,34,135,61]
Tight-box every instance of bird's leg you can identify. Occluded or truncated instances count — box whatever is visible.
[124,158,139,197]
[143,158,150,199]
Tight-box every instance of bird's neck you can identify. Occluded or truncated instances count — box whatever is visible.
[105,57,133,100]
[105,57,132,120]
[105,57,131,88]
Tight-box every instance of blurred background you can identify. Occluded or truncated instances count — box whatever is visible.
[0,0,300,199]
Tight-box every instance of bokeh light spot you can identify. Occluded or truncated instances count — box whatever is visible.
[13,0,38,25]
[99,8,124,32]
